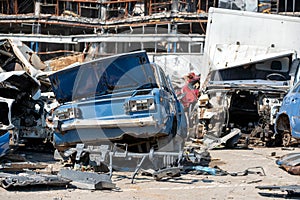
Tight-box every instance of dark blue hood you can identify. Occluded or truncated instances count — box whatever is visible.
[49,51,156,103]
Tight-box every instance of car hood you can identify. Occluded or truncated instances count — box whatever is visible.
[49,51,156,103]
[0,71,40,96]
[209,44,295,70]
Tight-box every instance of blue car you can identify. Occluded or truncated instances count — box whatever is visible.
[275,81,300,146]
[49,51,187,153]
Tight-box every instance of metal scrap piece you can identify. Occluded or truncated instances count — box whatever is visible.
[276,153,300,167]
[58,169,116,190]
[0,162,48,172]
[276,153,300,175]
[0,172,70,189]
[229,166,266,176]
[203,128,241,149]
[140,167,181,181]
[152,167,181,181]
[256,185,300,195]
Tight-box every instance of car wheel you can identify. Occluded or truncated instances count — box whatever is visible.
[282,130,291,147]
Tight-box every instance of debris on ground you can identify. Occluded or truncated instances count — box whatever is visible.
[0,171,70,189]
[141,167,181,181]
[276,152,300,175]
[0,162,48,172]
[202,128,243,150]
[183,165,219,175]
[58,169,116,190]
[183,165,266,177]
[256,185,300,197]
[0,152,116,190]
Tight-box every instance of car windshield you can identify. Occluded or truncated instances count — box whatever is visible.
[210,64,290,82]
[72,62,157,100]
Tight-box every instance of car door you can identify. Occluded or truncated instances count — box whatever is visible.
[155,66,175,119]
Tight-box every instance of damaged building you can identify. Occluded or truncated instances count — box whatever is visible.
[0,0,212,59]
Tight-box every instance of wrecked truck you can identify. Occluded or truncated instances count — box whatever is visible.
[195,7,300,147]
[194,45,298,147]
[49,51,187,154]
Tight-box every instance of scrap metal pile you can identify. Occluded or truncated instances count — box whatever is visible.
[0,37,299,197]
[0,38,298,161]
[0,39,56,157]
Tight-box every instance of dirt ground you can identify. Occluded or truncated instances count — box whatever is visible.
[0,147,299,200]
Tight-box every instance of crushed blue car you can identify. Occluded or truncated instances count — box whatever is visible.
[275,80,300,146]
[49,51,187,153]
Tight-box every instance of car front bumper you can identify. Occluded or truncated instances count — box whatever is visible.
[59,116,158,131]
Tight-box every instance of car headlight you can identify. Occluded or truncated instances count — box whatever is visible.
[126,99,155,113]
[54,107,81,120]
